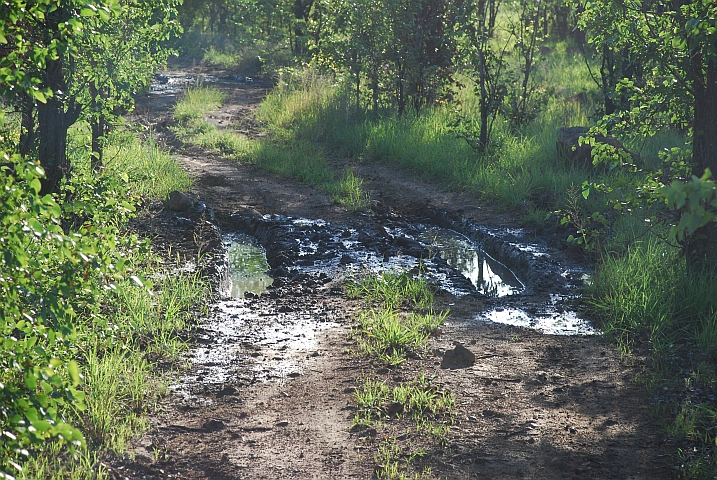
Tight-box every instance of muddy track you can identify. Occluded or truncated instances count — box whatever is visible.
[112,64,675,479]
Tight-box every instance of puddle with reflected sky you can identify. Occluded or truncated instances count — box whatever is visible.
[421,228,524,297]
[224,234,273,298]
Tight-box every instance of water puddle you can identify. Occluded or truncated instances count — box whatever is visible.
[421,228,524,297]
[479,306,598,335]
[224,234,273,298]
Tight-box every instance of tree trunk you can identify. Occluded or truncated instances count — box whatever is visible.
[601,44,617,116]
[36,56,81,194]
[91,115,106,172]
[19,93,36,157]
[687,56,717,272]
[479,48,489,151]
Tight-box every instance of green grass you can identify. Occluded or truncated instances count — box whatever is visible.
[173,86,226,124]
[256,65,603,211]
[347,271,445,365]
[202,45,242,69]
[587,238,717,478]
[193,127,256,160]
[330,169,372,213]
[356,309,447,365]
[352,375,454,480]
[356,376,453,426]
[345,271,437,312]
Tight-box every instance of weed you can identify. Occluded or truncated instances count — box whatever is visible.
[353,375,455,426]
[356,309,447,365]
[346,271,436,312]
[173,86,226,125]
[331,170,372,212]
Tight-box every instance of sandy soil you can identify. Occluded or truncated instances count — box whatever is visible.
[108,63,675,480]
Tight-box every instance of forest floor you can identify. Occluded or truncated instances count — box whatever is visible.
[109,61,676,479]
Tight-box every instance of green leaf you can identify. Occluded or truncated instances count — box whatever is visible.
[67,360,80,386]
[24,372,37,390]
[80,6,97,16]
[30,178,41,194]
[32,90,47,103]
[32,420,52,433]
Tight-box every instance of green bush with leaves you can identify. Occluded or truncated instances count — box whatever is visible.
[0,160,92,479]
[0,155,155,479]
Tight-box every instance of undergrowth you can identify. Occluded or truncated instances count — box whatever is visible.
[588,239,717,477]
[0,117,209,479]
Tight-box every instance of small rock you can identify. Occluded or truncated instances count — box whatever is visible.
[556,126,633,169]
[202,419,225,431]
[165,190,195,212]
[441,342,476,369]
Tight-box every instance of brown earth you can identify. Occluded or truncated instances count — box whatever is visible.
[108,62,676,480]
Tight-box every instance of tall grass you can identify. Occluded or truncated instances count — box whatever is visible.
[173,86,226,124]
[587,238,717,477]
[257,65,604,212]
[589,240,717,355]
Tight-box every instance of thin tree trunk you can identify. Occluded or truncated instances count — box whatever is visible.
[36,55,81,194]
[19,93,36,157]
[91,115,106,172]
[687,56,717,272]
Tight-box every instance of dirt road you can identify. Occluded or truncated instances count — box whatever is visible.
[111,64,674,479]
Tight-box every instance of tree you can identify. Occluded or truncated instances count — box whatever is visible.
[0,0,179,190]
[311,0,460,116]
[579,0,717,271]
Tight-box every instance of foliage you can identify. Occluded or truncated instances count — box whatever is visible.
[0,159,117,478]
[311,0,461,115]
[578,0,717,270]
[0,118,203,477]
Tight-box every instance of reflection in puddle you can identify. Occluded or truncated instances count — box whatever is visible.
[421,228,524,297]
[480,307,599,335]
[224,234,273,298]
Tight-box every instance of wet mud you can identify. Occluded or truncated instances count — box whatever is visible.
[111,65,675,479]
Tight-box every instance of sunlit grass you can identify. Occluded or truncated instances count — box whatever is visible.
[173,86,226,124]
[355,309,447,365]
[345,271,436,312]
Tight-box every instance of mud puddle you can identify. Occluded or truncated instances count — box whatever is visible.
[224,233,273,298]
[419,227,524,297]
[171,233,339,404]
[172,211,598,402]
[230,213,598,335]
